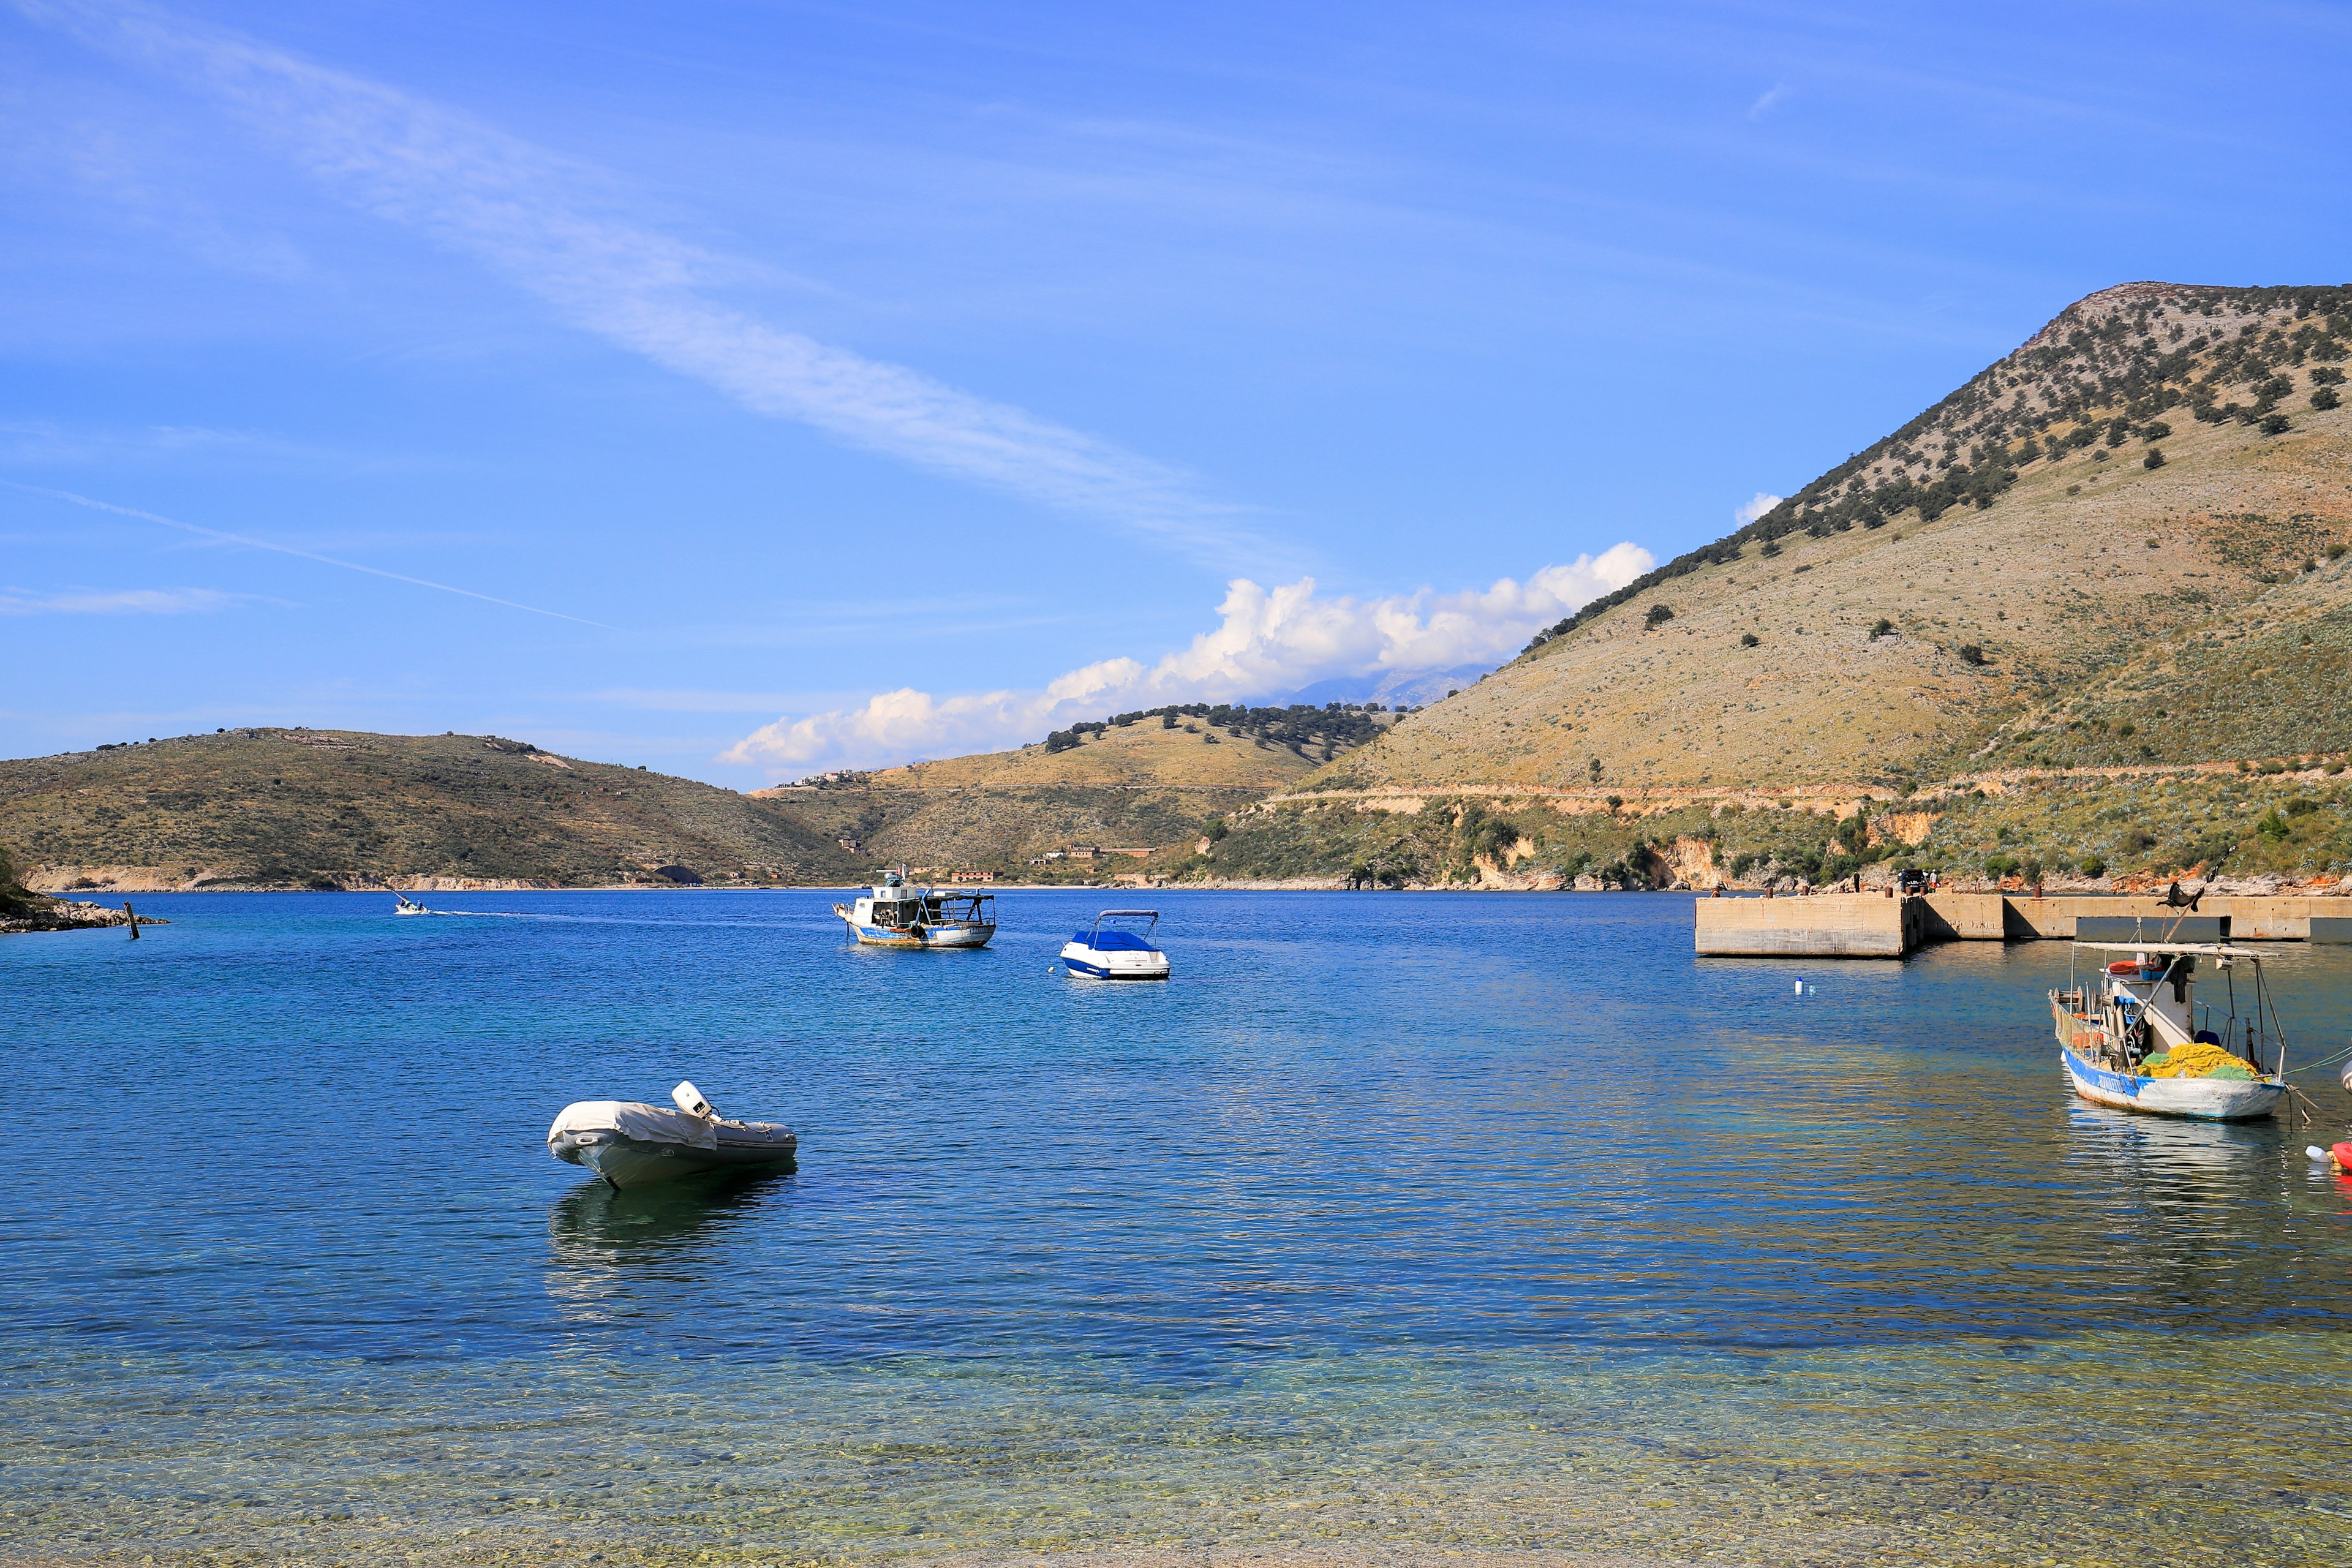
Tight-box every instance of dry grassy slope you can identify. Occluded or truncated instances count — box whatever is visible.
[1311,282,2352,797]
[753,719,1337,867]
[875,716,1327,791]
[0,729,865,890]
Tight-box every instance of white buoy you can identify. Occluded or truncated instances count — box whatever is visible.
[2310,1146,2333,1161]
[1794,980,1804,995]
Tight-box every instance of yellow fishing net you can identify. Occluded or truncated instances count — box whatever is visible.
[2141,1040,2260,1080]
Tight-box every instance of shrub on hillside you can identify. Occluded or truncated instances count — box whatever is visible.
[1645,603,1675,628]
[2144,447,2166,469]
[1740,631,1760,647]
[2313,386,2342,411]
[2261,412,2293,434]
[1958,644,1988,666]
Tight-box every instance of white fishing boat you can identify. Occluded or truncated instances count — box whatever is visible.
[2049,941,2287,1121]
[546,1080,797,1189]
[1060,909,1170,979]
[394,894,430,916]
[833,869,996,949]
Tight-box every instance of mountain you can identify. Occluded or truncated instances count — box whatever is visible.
[1196,282,2352,889]
[19,284,2348,896]
[1278,664,1491,710]
[752,701,1395,872]
[0,728,865,891]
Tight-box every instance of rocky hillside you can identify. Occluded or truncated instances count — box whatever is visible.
[0,729,865,891]
[1196,282,2352,889]
[754,702,1394,873]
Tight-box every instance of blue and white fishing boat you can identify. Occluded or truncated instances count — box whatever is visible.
[2049,941,2286,1121]
[834,869,996,949]
[1060,910,1170,979]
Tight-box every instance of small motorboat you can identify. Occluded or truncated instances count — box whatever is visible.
[394,894,431,916]
[2049,941,2288,1121]
[1061,909,1170,979]
[546,1080,797,1189]
[834,868,996,949]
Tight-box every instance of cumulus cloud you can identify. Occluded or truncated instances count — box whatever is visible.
[28,1,1276,565]
[1734,491,1782,526]
[0,585,243,614]
[723,544,1653,773]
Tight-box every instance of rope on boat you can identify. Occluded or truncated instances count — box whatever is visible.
[2284,1039,2352,1076]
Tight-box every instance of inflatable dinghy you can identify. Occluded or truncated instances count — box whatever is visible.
[547,1080,796,1189]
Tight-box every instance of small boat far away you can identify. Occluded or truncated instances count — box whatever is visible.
[2050,941,2288,1121]
[547,1080,797,1189]
[834,868,997,949]
[1061,909,1171,979]
[394,894,430,916]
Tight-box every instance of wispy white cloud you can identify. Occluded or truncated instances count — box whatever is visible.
[722,544,1653,773]
[0,584,244,614]
[9,480,615,627]
[23,0,1281,567]
[1748,83,1790,119]
[1735,491,1782,526]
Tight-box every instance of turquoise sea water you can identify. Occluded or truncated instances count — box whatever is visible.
[6,889,2351,1566]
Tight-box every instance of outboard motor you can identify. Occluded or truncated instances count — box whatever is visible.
[673,1080,715,1119]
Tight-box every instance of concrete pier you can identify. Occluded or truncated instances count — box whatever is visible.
[1694,891,2352,957]
[1693,893,1928,957]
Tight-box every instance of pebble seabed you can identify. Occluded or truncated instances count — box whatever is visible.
[7,1329,2347,1566]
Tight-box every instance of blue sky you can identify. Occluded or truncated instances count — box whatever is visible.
[6,1,2346,784]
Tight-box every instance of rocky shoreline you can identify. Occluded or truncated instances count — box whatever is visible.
[0,896,168,935]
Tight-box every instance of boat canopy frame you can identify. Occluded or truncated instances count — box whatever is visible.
[2059,938,2288,1079]
[858,868,995,932]
[1082,908,1160,947]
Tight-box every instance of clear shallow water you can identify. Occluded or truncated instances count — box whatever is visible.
[6,890,2350,1565]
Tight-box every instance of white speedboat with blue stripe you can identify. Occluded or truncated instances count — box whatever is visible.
[1061,910,1170,979]
[2049,941,2286,1121]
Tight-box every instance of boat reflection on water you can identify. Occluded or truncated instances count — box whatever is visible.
[2065,1096,2277,1174]
[546,1169,794,1319]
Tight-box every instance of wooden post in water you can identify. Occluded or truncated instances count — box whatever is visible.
[124,900,138,940]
